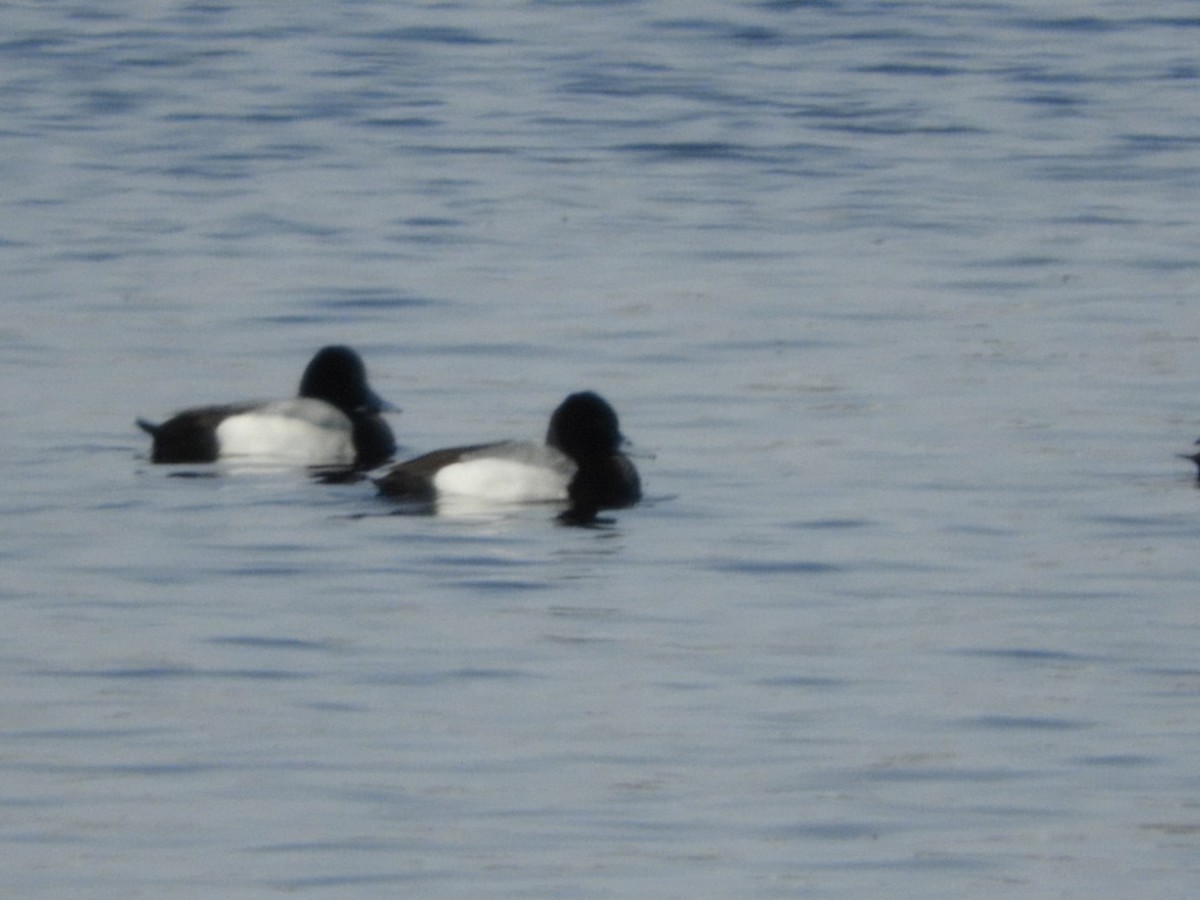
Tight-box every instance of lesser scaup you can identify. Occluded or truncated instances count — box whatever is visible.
[375,391,641,523]
[137,345,396,469]
[1182,440,1200,478]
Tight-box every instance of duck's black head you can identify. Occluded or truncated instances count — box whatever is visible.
[299,345,389,415]
[545,391,624,462]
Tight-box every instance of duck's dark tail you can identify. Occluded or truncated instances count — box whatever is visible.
[136,418,161,437]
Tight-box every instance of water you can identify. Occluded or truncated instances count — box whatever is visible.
[3,1,1200,896]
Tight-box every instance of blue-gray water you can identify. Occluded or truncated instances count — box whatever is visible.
[3,2,1200,897]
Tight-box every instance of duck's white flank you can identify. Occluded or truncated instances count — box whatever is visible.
[431,443,573,503]
[215,398,355,464]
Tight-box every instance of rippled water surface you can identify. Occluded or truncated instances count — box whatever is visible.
[3,1,1200,897]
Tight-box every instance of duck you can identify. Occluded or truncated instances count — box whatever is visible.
[137,345,396,469]
[1182,440,1200,478]
[375,391,640,523]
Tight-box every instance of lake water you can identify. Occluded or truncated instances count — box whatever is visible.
[3,1,1200,896]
